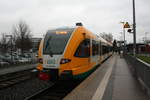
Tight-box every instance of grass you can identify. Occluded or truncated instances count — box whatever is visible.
[136,55,150,64]
[128,54,150,64]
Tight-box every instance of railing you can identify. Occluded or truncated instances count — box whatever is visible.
[124,54,150,95]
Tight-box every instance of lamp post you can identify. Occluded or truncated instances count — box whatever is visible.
[132,0,136,57]
[5,35,13,61]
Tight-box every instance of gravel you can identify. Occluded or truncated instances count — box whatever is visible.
[0,78,52,100]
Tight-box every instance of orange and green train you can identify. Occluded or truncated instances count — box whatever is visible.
[37,23,113,80]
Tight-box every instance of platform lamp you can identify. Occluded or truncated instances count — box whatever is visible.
[132,0,136,57]
[127,0,137,57]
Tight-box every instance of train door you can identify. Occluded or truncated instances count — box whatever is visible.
[95,40,99,65]
[74,39,91,65]
[103,45,107,60]
[101,42,105,61]
[99,41,103,63]
[91,40,99,65]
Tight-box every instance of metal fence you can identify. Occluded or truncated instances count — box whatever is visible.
[124,54,150,94]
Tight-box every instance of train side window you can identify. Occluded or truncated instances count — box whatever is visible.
[74,39,90,58]
[106,46,108,53]
[92,40,99,56]
[96,42,99,55]
[99,42,102,56]
[102,45,106,54]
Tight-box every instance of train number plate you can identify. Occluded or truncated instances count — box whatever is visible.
[47,59,55,64]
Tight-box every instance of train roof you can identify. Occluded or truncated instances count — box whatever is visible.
[46,25,112,46]
[47,27,75,32]
[98,36,112,46]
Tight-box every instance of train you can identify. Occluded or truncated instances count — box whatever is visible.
[37,23,113,81]
[126,43,150,54]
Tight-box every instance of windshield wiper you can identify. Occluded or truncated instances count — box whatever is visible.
[49,50,53,57]
[44,37,53,57]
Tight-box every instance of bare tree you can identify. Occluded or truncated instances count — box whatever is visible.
[0,33,9,54]
[101,32,113,42]
[12,21,32,54]
[107,33,113,42]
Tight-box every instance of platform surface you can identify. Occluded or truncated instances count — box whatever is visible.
[63,55,150,100]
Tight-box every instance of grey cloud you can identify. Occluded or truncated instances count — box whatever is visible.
[0,0,150,43]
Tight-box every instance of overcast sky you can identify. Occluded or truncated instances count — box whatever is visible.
[0,0,150,43]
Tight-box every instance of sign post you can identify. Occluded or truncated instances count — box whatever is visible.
[120,22,130,55]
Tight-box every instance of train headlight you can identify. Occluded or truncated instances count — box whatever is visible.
[60,58,71,64]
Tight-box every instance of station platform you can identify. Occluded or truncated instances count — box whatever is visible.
[63,55,150,100]
[0,64,37,76]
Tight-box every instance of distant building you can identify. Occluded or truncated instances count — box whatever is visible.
[31,38,42,52]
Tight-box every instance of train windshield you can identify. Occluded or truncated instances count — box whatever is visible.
[43,28,74,55]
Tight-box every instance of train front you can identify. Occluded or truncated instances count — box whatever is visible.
[39,28,75,81]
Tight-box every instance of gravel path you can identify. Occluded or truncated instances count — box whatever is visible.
[0,78,52,100]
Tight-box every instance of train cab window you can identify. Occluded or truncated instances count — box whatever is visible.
[43,28,74,55]
[74,39,90,58]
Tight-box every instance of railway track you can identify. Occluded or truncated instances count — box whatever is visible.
[0,68,37,89]
[25,80,82,100]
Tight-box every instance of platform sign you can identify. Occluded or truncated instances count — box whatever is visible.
[124,22,130,28]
